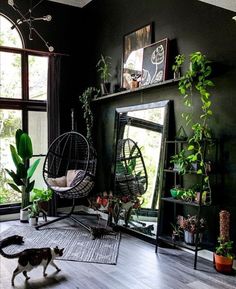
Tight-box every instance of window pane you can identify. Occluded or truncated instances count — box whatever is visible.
[0,15,23,48]
[0,52,22,99]
[29,55,48,100]
[28,111,48,189]
[0,109,22,204]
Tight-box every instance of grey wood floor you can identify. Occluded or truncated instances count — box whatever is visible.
[0,219,235,289]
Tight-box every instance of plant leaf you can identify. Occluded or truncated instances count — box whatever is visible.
[26,180,35,193]
[17,163,27,178]
[5,169,24,186]
[15,129,24,153]
[8,183,22,193]
[10,144,22,168]
[18,133,33,161]
[27,159,40,179]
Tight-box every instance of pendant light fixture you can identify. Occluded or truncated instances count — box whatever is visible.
[8,0,54,52]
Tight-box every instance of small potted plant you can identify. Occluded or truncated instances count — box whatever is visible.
[96,54,112,95]
[171,222,182,242]
[27,201,39,226]
[214,210,235,273]
[214,237,234,273]
[177,214,206,244]
[31,188,53,219]
[170,149,191,174]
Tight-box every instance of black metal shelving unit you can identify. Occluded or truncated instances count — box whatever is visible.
[156,139,216,269]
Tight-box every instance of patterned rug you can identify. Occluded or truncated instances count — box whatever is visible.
[0,224,120,265]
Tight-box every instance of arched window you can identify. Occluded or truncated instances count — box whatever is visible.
[0,13,24,48]
[0,14,48,208]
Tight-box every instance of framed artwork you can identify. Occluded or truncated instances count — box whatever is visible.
[141,38,169,86]
[122,23,153,89]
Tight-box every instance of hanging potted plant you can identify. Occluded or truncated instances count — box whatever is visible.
[6,129,40,222]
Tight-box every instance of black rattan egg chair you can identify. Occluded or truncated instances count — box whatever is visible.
[36,131,97,230]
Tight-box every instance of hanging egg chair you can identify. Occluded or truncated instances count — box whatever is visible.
[36,131,96,230]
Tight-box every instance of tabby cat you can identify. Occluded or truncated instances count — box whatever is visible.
[0,235,64,286]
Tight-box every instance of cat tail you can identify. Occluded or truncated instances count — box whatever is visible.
[0,248,22,259]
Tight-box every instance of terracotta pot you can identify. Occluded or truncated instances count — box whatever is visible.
[214,253,233,273]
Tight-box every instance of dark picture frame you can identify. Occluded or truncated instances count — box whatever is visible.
[122,23,153,89]
[141,38,169,86]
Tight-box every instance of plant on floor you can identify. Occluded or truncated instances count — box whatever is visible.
[79,87,99,144]
[214,210,235,273]
[5,129,40,209]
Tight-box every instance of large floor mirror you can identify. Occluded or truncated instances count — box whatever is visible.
[112,100,170,240]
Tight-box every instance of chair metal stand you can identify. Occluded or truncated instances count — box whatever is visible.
[35,199,93,231]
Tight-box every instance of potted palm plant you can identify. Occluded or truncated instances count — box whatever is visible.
[6,129,40,222]
[96,54,112,95]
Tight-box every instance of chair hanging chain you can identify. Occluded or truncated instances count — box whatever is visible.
[126,118,131,139]
[71,108,75,131]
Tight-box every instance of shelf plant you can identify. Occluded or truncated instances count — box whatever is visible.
[171,51,215,204]
[96,54,112,95]
[6,129,40,210]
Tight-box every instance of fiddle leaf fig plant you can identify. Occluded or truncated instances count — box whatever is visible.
[6,129,40,208]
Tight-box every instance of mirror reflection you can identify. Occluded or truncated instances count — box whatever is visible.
[113,100,170,239]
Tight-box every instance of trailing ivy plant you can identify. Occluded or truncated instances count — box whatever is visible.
[79,87,99,144]
[172,51,215,201]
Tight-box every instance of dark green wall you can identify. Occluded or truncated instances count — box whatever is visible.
[87,0,236,241]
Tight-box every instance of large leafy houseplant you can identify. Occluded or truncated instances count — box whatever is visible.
[6,129,40,209]
[172,51,215,201]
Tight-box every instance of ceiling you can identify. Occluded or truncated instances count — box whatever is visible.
[48,0,92,8]
[198,0,236,12]
[47,0,236,11]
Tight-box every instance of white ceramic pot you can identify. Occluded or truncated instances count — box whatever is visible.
[29,217,38,226]
[20,209,28,223]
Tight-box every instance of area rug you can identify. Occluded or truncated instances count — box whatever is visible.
[0,225,120,265]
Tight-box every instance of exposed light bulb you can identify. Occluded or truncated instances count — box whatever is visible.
[8,0,14,7]
[232,16,236,22]
[46,45,54,52]
[44,15,52,21]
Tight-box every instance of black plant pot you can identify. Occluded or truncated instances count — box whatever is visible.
[101,82,111,95]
